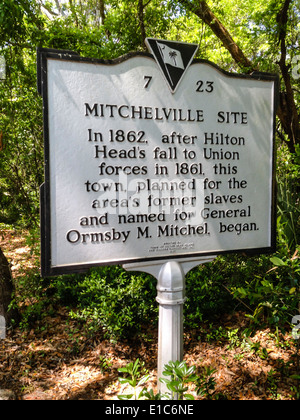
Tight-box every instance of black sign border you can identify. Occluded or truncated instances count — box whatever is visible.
[37,47,279,277]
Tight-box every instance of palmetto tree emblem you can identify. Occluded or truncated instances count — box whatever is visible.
[169,50,179,66]
[156,42,184,70]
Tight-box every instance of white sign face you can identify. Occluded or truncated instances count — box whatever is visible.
[39,47,278,275]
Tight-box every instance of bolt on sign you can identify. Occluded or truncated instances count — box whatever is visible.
[38,40,279,277]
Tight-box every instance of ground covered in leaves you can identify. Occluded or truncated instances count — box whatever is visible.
[0,229,299,400]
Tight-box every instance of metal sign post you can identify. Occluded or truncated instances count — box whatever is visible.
[124,256,215,396]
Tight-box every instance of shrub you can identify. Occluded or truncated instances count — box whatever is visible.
[67,266,157,340]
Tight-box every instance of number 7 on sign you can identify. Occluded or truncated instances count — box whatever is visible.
[144,75,152,89]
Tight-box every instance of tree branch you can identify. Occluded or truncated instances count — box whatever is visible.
[177,0,255,73]
[39,2,59,20]
[98,0,110,38]
[138,0,151,48]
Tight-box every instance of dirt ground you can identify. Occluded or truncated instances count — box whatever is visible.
[0,229,299,400]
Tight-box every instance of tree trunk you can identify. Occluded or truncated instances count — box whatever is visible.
[98,0,111,38]
[0,246,18,329]
[137,0,147,48]
[276,0,299,154]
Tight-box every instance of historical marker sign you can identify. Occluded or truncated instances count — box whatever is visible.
[38,42,278,276]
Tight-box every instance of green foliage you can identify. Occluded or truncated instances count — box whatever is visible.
[276,144,300,252]
[118,358,151,400]
[65,266,157,340]
[195,366,219,399]
[232,246,300,327]
[184,253,271,328]
[0,0,42,48]
[117,359,220,400]
[185,259,235,325]
[98,355,113,373]
[160,360,199,400]
[0,49,44,226]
